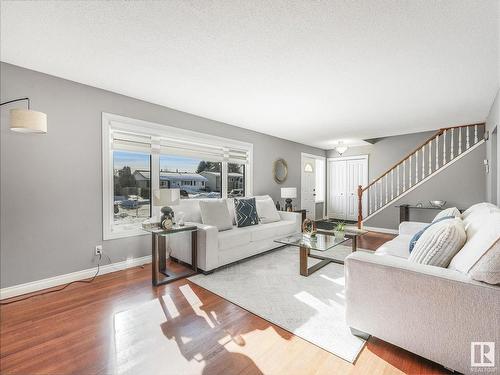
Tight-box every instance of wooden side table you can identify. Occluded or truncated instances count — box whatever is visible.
[144,225,198,286]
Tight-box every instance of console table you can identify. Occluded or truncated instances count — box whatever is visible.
[395,204,464,223]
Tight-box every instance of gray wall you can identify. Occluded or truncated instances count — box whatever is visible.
[0,63,325,288]
[485,89,499,204]
[326,130,486,229]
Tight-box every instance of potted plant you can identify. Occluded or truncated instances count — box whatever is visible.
[333,221,346,241]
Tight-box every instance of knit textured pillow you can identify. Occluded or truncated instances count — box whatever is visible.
[409,217,466,268]
[433,207,461,222]
[409,216,455,253]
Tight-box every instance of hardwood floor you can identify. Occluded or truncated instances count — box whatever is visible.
[0,232,449,375]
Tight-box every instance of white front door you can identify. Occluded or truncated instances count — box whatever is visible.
[328,156,368,221]
[328,160,347,219]
[301,156,316,220]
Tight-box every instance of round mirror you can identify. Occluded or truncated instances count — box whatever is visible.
[273,158,288,184]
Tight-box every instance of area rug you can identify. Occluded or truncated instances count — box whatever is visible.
[189,245,367,363]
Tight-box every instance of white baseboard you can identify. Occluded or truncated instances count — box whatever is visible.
[362,226,398,235]
[0,255,152,300]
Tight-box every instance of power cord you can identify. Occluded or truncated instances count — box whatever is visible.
[0,254,105,306]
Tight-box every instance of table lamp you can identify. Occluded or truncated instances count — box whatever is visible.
[281,187,297,212]
[153,188,180,229]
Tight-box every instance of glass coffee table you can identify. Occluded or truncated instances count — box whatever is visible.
[275,230,366,276]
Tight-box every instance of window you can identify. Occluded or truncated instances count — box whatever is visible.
[227,163,245,197]
[315,158,325,203]
[113,151,151,229]
[160,155,222,198]
[102,113,253,239]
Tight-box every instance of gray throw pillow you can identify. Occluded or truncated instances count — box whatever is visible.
[234,197,259,227]
[199,200,233,231]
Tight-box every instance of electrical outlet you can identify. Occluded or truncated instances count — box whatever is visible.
[95,245,103,256]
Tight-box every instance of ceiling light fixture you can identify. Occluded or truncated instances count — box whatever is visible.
[335,141,348,156]
[0,97,47,133]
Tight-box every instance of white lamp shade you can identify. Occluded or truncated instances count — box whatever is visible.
[281,187,297,199]
[153,188,180,206]
[10,108,47,133]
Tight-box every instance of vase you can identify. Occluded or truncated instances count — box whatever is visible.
[334,230,345,241]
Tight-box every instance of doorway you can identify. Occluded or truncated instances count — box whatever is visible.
[301,153,326,220]
[327,155,368,221]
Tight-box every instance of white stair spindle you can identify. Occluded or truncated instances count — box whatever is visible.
[379,180,382,207]
[391,169,394,200]
[443,129,447,164]
[397,165,400,196]
[385,174,388,203]
[409,155,412,188]
[458,127,462,154]
[415,151,418,184]
[450,128,454,159]
[372,186,375,212]
[474,125,478,144]
[435,134,439,169]
[421,146,425,178]
[466,127,470,149]
[403,160,406,191]
[428,140,432,174]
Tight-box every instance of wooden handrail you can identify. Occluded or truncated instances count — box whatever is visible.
[361,122,485,193]
[439,122,485,131]
[357,122,485,228]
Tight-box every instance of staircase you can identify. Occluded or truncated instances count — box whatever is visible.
[356,123,486,228]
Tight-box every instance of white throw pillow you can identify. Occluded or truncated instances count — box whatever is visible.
[462,202,498,219]
[226,198,237,225]
[469,237,500,285]
[433,207,461,222]
[199,199,233,231]
[256,197,281,224]
[409,217,466,268]
[448,212,500,273]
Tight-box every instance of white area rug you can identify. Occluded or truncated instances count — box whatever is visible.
[189,246,367,363]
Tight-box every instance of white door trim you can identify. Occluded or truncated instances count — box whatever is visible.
[301,153,327,219]
[327,154,369,162]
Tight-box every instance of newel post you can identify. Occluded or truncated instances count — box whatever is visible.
[357,185,363,229]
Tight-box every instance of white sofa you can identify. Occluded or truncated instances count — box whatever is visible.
[345,203,500,374]
[168,196,301,272]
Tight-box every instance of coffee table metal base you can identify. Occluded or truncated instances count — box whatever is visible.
[299,248,346,276]
[299,234,358,277]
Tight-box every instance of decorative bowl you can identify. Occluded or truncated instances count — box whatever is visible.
[429,200,446,208]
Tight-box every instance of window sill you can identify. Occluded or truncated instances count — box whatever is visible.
[104,227,149,241]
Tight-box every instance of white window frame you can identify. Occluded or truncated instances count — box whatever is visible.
[102,112,253,240]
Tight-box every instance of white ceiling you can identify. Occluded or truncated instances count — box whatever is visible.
[1,1,498,149]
